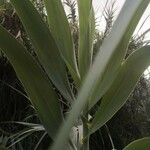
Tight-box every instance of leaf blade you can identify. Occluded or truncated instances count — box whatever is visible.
[123,137,150,150]
[88,0,150,109]
[10,0,73,101]
[44,0,80,84]
[77,0,95,77]
[90,46,150,134]
[50,1,150,149]
[0,25,62,139]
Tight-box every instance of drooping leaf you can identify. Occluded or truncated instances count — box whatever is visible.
[77,0,95,77]
[44,0,80,85]
[0,25,62,139]
[88,0,150,109]
[10,0,73,101]
[90,46,150,134]
[123,137,150,150]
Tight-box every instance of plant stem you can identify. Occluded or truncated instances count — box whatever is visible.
[82,105,89,150]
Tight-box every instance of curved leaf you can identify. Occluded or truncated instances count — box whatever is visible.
[10,0,73,101]
[90,46,150,134]
[88,0,150,110]
[0,25,62,139]
[44,0,80,84]
[123,137,150,150]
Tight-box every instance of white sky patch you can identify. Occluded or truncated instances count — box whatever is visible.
[93,0,150,38]
[63,0,150,36]
[93,0,125,31]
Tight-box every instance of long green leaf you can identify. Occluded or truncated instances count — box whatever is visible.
[90,46,150,134]
[0,25,62,139]
[50,1,150,149]
[10,0,73,101]
[51,46,150,150]
[44,0,80,84]
[123,137,150,150]
[77,0,95,77]
[88,0,150,109]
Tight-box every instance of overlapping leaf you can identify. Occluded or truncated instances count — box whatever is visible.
[90,46,150,134]
[88,0,150,110]
[10,0,73,101]
[0,25,62,139]
[44,0,80,85]
[50,1,150,149]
